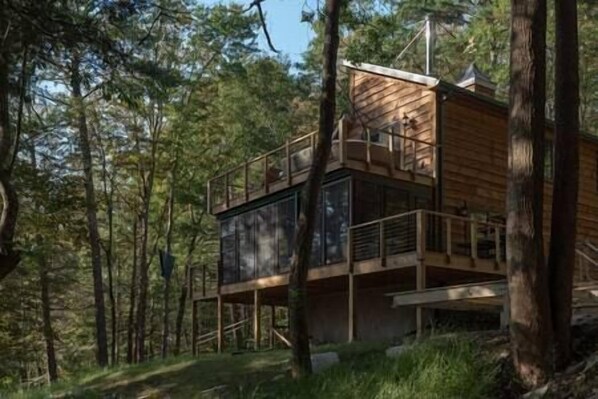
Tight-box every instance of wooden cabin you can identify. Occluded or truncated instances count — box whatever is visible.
[190,61,598,352]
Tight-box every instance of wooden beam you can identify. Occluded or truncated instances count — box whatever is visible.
[389,280,507,307]
[348,273,355,343]
[270,305,275,348]
[254,290,261,351]
[217,295,224,353]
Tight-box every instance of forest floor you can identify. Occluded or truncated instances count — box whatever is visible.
[8,321,598,399]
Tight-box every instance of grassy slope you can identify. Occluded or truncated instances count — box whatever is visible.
[7,338,500,399]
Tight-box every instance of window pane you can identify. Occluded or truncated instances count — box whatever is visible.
[353,180,381,224]
[256,204,276,277]
[278,198,296,273]
[238,212,255,281]
[324,180,350,264]
[221,217,237,284]
[310,195,323,267]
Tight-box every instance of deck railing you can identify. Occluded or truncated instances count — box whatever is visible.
[208,118,437,213]
[349,210,507,266]
[576,240,598,282]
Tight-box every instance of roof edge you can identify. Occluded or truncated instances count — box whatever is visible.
[341,60,440,87]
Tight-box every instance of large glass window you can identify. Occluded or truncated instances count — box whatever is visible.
[238,212,255,281]
[278,198,296,272]
[353,180,382,224]
[324,181,350,264]
[221,218,237,284]
[256,204,277,277]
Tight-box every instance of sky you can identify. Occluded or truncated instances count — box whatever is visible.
[202,0,315,63]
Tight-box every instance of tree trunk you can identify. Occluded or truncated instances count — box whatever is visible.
[0,4,20,281]
[38,253,58,382]
[507,0,553,387]
[161,164,176,358]
[134,111,160,362]
[126,219,138,364]
[174,232,197,356]
[548,0,579,370]
[71,55,109,367]
[288,0,341,379]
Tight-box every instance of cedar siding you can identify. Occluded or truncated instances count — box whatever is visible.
[441,92,598,244]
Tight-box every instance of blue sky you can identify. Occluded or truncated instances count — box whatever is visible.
[202,0,315,63]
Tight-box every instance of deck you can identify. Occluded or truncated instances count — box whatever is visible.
[190,209,508,302]
[207,117,437,214]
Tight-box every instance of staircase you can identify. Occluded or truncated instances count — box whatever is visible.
[573,240,598,313]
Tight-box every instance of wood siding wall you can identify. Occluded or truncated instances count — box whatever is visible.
[442,96,598,244]
[350,70,437,177]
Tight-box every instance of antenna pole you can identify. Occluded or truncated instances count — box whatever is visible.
[425,15,436,76]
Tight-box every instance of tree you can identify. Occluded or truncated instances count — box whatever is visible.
[507,0,553,387]
[548,0,580,370]
[288,0,342,379]
[70,53,109,367]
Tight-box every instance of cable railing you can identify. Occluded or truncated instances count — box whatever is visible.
[207,117,437,213]
[575,240,598,282]
[349,210,506,267]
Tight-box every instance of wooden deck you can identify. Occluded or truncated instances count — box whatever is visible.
[207,117,436,214]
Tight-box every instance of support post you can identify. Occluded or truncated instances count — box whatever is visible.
[192,300,198,356]
[217,295,224,353]
[416,211,426,338]
[348,273,355,343]
[253,290,261,351]
[388,129,396,174]
[379,221,386,266]
[285,140,292,186]
[270,305,275,348]
[366,128,372,168]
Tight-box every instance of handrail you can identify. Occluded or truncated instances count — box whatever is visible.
[349,209,506,267]
[208,116,439,212]
[272,328,292,348]
[349,209,505,232]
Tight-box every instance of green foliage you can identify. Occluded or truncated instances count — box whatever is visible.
[3,338,499,399]
[248,337,498,399]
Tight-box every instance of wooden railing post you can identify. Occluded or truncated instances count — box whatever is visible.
[388,130,396,174]
[224,174,230,209]
[264,156,269,194]
[411,141,417,174]
[285,140,291,186]
[470,218,478,261]
[244,162,249,201]
[445,218,452,260]
[366,128,372,168]
[339,118,347,166]
[348,272,355,343]
[400,136,406,169]
[416,211,427,259]
[379,221,386,266]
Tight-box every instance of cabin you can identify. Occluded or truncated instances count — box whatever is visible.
[189,61,598,353]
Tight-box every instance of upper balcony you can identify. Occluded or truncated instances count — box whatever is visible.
[207,117,437,214]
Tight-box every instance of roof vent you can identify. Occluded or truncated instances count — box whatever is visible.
[457,63,496,98]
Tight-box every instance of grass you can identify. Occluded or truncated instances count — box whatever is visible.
[5,337,500,399]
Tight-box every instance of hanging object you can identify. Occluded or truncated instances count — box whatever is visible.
[159,250,175,280]
[301,10,315,23]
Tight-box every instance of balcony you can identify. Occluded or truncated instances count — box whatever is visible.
[207,118,437,214]
[190,210,508,299]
